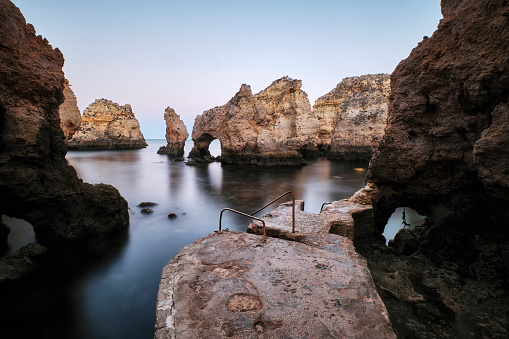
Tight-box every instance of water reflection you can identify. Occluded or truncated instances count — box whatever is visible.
[1,139,369,339]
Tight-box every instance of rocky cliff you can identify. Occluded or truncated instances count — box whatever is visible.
[157,107,188,156]
[190,77,313,165]
[67,99,147,150]
[189,75,389,165]
[58,79,81,140]
[349,6,509,335]
[314,74,390,160]
[0,0,129,245]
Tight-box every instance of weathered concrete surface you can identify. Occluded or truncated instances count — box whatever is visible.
[155,231,396,338]
[248,200,376,241]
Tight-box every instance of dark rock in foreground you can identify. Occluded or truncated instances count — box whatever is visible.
[0,0,129,244]
[155,231,396,338]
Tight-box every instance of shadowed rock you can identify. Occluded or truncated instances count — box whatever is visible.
[0,0,129,245]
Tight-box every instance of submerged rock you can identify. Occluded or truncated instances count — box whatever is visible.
[0,0,129,244]
[67,99,147,150]
[155,231,396,338]
[58,79,81,140]
[157,107,189,156]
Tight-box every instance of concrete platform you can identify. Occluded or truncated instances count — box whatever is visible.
[247,199,376,241]
[155,231,396,338]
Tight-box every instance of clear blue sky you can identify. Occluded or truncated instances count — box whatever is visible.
[12,0,442,139]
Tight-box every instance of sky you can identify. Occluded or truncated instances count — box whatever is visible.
[12,0,442,139]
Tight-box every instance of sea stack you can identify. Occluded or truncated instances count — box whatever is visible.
[67,99,148,150]
[0,0,129,245]
[314,74,390,160]
[58,79,81,140]
[157,107,189,156]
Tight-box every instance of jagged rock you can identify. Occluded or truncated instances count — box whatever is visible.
[314,74,390,160]
[155,231,396,338]
[366,0,509,284]
[58,79,81,140]
[157,107,189,156]
[0,0,129,244]
[67,99,147,150]
[0,243,48,283]
[189,77,314,165]
[189,75,389,165]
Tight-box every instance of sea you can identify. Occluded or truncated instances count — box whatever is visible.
[1,139,412,339]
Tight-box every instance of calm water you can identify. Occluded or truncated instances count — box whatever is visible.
[3,139,370,339]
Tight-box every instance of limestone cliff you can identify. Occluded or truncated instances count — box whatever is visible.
[189,75,389,165]
[190,77,314,165]
[314,74,390,160]
[0,0,129,244]
[67,99,147,150]
[58,79,81,140]
[157,107,188,156]
[366,0,509,283]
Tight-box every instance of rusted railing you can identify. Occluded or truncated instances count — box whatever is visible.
[320,202,332,212]
[219,208,267,241]
[250,191,295,233]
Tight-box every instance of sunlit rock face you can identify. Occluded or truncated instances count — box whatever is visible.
[58,79,81,140]
[67,99,147,150]
[314,74,390,160]
[0,0,129,244]
[367,0,509,282]
[157,107,188,156]
[190,77,313,165]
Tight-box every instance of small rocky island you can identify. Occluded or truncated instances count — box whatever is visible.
[67,99,148,150]
[157,107,189,156]
[188,74,389,165]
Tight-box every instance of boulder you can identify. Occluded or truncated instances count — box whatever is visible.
[67,99,147,150]
[0,0,129,244]
[155,231,396,338]
[157,107,189,156]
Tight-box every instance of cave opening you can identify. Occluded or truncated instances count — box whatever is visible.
[1,215,36,256]
[382,207,427,245]
[209,138,221,158]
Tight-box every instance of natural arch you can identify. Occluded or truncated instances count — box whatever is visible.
[188,133,220,161]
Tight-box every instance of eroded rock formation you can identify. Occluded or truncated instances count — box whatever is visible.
[190,77,312,165]
[189,75,389,165]
[67,99,147,150]
[314,74,390,160]
[0,0,129,246]
[157,107,188,156]
[355,0,509,337]
[58,79,81,140]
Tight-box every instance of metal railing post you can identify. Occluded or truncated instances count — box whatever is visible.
[219,208,267,241]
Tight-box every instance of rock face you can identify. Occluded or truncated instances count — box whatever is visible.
[67,99,147,150]
[155,231,396,338]
[314,74,390,160]
[0,0,129,244]
[367,0,509,284]
[190,77,312,165]
[189,75,389,165]
[157,107,188,156]
[58,79,81,140]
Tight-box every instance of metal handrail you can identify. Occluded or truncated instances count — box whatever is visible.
[219,208,267,241]
[320,202,332,212]
[250,191,295,233]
